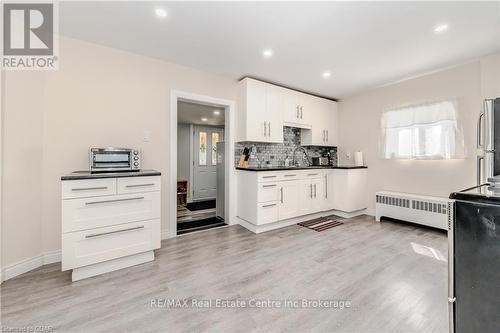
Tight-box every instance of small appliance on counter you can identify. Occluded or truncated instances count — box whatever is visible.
[312,157,329,166]
[90,147,141,173]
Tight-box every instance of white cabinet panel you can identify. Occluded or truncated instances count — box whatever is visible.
[62,191,160,233]
[62,178,116,199]
[62,219,160,270]
[257,183,279,203]
[257,202,279,225]
[282,88,301,125]
[278,180,300,220]
[244,78,267,142]
[117,176,161,194]
[298,179,314,216]
[331,169,368,212]
[266,84,284,143]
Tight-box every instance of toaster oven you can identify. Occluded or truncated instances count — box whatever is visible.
[312,157,330,166]
[89,147,141,173]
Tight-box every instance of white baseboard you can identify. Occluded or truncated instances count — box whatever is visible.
[1,250,61,283]
[161,229,176,240]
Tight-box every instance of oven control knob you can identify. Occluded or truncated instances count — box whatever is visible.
[133,151,139,155]
[134,156,139,161]
[134,162,139,167]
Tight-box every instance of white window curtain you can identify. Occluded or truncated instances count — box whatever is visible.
[381,100,465,160]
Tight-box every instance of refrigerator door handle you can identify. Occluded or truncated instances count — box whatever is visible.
[477,112,484,149]
[477,155,484,185]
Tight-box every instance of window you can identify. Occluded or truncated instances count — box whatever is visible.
[381,100,464,159]
[211,132,219,165]
[199,131,207,165]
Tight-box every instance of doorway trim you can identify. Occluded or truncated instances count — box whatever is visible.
[169,90,236,238]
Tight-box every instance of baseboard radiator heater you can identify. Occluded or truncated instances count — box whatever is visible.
[375,191,449,230]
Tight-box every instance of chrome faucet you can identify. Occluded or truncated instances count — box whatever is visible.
[292,146,311,167]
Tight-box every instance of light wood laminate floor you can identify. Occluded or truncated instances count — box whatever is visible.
[0,215,448,333]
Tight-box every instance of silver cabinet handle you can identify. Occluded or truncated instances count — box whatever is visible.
[300,106,303,119]
[263,122,267,137]
[310,184,313,198]
[280,187,283,203]
[85,225,144,238]
[85,196,144,205]
[314,184,317,198]
[72,186,108,191]
[307,173,318,176]
[296,105,300,118]
[325,175,328,199]
[125,183,155,188]
[326,130,329,142]
[323,130,326,142]
[284,174,296,177]
[262,175,277,179]
[262,184,277,188]
[477,156,484,185]
[477,111,484,149]
[262,203,277,208]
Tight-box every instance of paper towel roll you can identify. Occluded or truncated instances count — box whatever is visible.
[354,151,364,166]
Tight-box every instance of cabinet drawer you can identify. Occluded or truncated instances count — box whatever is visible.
[257,183,279,202]
[304,171,322,179]
[258,173,280,183]
[117,176,161,194]
[256,202,279,225]
[62,219,160,271]
[62,178,117,199]
[62,192,160,233]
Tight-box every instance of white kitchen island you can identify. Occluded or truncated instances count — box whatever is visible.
[61,170,161,281]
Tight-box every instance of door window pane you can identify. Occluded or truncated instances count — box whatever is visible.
[199,132,207,165]
[212,132,219,165]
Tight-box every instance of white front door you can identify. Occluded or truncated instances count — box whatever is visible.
[193,126,224,201]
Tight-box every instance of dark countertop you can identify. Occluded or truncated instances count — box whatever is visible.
[236,166,367,172]
[450,183,500,204]
[61,169,161,180]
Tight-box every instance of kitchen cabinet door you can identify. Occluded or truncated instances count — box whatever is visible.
[278,180,300,220]
[266,84,284,143]
[298,179,313,216]
[240,78,267,142]
[323,172,335,211]
[325,101,339,147]
[298,93,315,127]
[282,88,301,125]
[310,178,324,212]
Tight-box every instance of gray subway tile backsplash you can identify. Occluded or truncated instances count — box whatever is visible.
[235,126,337,168]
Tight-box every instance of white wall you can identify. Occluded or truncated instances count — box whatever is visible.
[177,123,191,182]
[2,71,45,268]
[1,37,237,269]
[338,55,499,214]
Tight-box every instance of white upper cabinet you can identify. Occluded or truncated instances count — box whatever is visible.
[282,90,314,128]
[266,84,284,143]
[238,78,283,143]
[237,77,338,145]
[301,97,338,147]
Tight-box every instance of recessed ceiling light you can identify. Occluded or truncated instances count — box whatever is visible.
[155,8,168,18]
[322,71,332,78]
[201,118,208,122]
[434,24,449,34]
[213,110,221,115]
[262,49,273,58]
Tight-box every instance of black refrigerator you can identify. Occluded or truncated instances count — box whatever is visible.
[449,186,500,333]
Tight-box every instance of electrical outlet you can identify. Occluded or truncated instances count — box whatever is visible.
[143,131,150,142]
[346,152,351,160]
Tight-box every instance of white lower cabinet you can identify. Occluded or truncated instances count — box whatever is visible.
[278,180,300,220]
[61,174,161,281]
[237,168,367,231]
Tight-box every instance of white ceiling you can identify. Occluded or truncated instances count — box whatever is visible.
[59,1,500,99]
[177,101,225,126]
